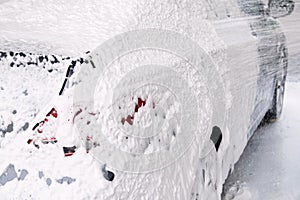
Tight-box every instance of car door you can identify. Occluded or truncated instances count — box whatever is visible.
[243,1,284,136]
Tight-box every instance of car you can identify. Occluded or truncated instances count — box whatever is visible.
[0,0,294,199]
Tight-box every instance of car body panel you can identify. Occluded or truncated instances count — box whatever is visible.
[0,0,288,199]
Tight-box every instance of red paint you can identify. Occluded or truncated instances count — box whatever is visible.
[64,152,74,157]
[36,121,45,133]
[50,108,58,118]
[46,108,57,118]
[28,107,59,147]
[135,98,146,112]
[121,97,147,125]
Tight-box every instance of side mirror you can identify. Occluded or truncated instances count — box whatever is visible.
[267,0,295,18]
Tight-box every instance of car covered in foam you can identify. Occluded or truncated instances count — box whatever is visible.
[0,0,294,199]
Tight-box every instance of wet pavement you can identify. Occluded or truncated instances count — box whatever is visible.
[222,82,300,200]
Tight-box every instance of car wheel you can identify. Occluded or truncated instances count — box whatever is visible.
[264,47,287,122]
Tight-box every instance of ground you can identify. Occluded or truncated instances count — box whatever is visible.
[222,82,300,200]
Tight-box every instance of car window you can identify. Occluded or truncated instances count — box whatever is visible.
[201,0,246,20]
[236,0,265,16]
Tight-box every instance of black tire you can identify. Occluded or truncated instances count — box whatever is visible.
[264,46,288,122]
